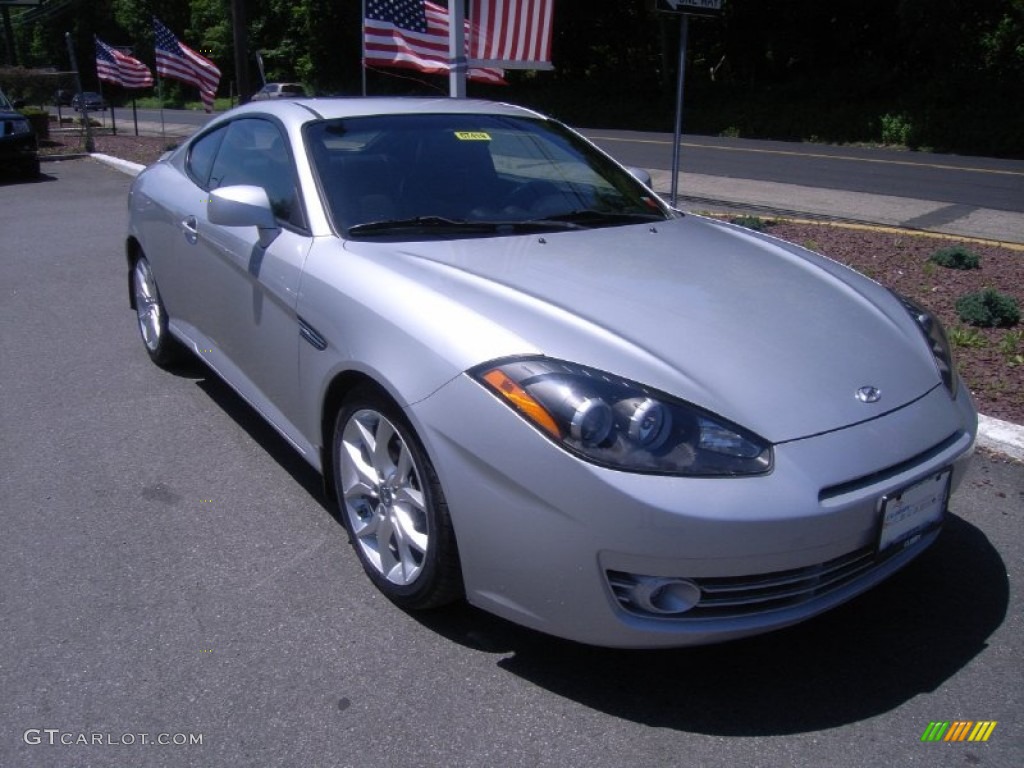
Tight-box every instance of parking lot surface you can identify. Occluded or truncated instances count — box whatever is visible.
[1,160,1021,767]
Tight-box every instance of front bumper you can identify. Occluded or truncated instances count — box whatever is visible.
[0,131,39,174]
[411,376,976,648]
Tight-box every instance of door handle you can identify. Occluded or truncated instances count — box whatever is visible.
[181,215,198,244]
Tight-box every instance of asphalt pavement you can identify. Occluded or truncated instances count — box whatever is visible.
[1,158,1021,768]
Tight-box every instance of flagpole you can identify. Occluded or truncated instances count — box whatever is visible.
[103,81,117,136]
[94,36,116,135]
[361,0,367,96]
[448,0,466,98]
[158,76,166,139]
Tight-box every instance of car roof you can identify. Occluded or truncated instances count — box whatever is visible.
[211,97,545,128]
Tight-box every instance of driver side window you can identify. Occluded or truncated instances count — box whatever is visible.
[207,118,304,228]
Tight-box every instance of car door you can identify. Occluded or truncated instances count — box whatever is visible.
[146,123,227,334]
[189,117,313,443]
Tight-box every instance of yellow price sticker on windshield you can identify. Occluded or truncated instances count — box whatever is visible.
[455,131,491,141]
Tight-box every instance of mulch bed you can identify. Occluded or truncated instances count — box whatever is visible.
[39,132,180,165]
[767,221,1023,424]
[43,135,1024,424]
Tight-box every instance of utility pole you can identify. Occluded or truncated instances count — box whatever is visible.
[65,32,93,152]
[3,0,47,66]
[2,5,16,66]
[230,0,251,104]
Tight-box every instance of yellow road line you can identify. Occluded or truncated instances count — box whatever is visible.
[590,136,1024,178]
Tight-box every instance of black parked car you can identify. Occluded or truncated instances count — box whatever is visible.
[71,91,108,112]
[0,88,40,179]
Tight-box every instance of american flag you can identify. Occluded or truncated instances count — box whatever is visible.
[469,0,553,69]
[364,0,505,85]
[153,17,221,112]
[95,37,154,89]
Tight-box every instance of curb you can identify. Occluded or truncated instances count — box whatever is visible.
[86,152,1024,462]
[977,414,1024,462]
[41,152,90,162]
[90,153,145,177]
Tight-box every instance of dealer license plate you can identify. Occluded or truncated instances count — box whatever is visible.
[877,469,951,554]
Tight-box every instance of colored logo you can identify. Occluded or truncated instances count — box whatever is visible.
[921,721,997,742]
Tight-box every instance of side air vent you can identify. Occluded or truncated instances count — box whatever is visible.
[298,317,328,351]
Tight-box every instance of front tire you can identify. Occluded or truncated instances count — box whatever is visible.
[131,255,183,367]
[333,388,462,609]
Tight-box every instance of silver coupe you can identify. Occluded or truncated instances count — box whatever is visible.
[126,98,977,648]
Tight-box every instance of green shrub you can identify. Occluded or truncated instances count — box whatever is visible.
[929,245,980,270]
[880,112,915,147]
[728,215,773,232]
[955,288,1020,328]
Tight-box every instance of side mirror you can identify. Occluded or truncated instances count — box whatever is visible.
[627,167,653,187]
[208,185,280,248]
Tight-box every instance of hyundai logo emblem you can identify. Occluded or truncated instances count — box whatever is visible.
[856,386,882,403]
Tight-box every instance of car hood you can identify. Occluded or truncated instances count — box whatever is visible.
[342,216,944,443]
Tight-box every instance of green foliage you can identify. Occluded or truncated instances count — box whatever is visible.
[880,113,916,147]
[955,288,1021,328]
[999,330,1024,365]
[728,215,774,232]
[3,0,1021,155]
[948,326,988,349]
[929,245,981,270]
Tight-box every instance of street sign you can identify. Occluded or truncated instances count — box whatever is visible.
[652,0,724,17]
[649,0,725,205]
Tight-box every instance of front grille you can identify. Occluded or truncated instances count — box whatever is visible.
[819,431,962,502]
[609,544,881,620]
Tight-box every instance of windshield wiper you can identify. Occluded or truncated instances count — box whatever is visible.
[347,215,592,237]
[531,209,664,228]
[347,215,499,236]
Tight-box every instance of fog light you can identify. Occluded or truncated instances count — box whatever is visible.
[631,577,701,615]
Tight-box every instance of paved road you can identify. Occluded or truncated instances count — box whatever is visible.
[1,159,1021,767]
[582,130,1024,214]
[100,106,1024,242]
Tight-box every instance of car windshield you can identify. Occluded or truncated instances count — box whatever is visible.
[305,113,670,238]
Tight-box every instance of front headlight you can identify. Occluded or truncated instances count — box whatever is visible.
[8,118,31,136]
[898,295,958,398]
[472,357,772,476]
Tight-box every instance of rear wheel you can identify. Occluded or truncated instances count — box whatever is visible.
[131,255,183,367]
[333,388,462,609]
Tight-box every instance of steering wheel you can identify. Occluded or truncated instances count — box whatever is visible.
[501,180,562,214]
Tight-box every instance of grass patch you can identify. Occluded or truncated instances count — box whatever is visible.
[948,326,988,349]
[728,215,775,232]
